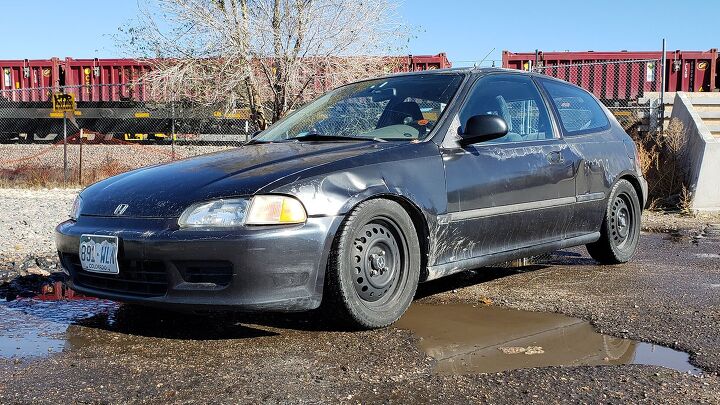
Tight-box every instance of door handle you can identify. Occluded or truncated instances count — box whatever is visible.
[546,151,564,164]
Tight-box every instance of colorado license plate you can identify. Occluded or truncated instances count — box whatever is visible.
[79,234,119,274]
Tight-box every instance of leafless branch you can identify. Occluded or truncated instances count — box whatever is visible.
[119,0,408,128]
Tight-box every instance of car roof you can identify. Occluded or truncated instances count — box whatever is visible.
[381,66,544,79]
[364,66,597,99]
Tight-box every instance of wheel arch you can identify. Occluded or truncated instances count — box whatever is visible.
[618,172,645,209]
[339,193,431,282]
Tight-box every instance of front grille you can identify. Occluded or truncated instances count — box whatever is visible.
[175,261,233,287]
[61,253,169,297]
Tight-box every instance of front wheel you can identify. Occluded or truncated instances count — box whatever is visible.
[324,199,420,329]
[586,179,641,264]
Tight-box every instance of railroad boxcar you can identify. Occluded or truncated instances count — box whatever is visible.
[0,54,452,143]
[502,49,719,103]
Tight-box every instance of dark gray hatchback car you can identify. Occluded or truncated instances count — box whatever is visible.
[56,68,647,329]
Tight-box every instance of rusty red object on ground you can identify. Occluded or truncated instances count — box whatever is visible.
[34,280,91,301]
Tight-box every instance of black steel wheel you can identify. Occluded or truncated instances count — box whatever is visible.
[325,199,420,329]
[587,179,641,264]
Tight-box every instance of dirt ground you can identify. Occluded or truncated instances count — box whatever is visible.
[0,189,719,403]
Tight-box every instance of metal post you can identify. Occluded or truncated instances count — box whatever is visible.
[660,38,667,132]
[171,101,176,160]
[63,114,68,184]
[78,128,83,184]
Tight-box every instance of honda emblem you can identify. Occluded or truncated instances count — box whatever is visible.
[113,204,129,216]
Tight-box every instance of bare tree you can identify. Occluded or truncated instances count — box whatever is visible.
[121,0,407,129]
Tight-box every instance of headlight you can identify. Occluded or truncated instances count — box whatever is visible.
[69,195,82,220]
[179,198,249,227]
[246,195,307,225]
[178,195,306,227]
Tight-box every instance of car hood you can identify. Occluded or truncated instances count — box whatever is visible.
[80,141,400,218]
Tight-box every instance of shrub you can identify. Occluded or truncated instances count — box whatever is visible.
[627,117,691,211]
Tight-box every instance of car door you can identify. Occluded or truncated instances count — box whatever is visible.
[437,73,581,264]
[537,78,616,235]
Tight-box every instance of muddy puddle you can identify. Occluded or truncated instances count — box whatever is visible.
[395,303,702,375]
[0,299,117,358]
[0,288,702,376]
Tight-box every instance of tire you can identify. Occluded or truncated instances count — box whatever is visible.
[324,199,421,329]
[586,179,641,264]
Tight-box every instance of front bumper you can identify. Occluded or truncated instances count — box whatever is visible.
[55,215,342,312]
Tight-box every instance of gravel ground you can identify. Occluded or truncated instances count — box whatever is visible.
[0,188,76,258]
[1,188,719,403]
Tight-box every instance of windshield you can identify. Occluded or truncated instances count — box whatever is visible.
[255,73,464,142]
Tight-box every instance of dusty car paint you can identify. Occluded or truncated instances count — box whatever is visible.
[55,68,646,312]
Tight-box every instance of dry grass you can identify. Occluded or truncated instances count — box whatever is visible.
[627,117,692,212]
[0,158,136,188]
[679,185,694,217]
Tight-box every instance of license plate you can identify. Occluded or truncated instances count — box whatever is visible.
[79,234,119,274]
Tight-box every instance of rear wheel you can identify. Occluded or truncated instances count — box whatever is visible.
[586,179,641,264]
[324,199,420,329]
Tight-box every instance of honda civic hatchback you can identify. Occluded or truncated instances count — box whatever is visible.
[56,68,647,329]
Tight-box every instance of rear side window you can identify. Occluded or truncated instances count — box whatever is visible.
[540,79,609,135]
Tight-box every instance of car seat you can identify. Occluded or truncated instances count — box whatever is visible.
[493,95,523,142]
[383,101,423,126]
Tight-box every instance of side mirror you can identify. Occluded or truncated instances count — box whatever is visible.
[459,115,508,146]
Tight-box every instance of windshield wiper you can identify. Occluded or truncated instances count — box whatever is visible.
[243,138,267,145]
[293,133,386,142]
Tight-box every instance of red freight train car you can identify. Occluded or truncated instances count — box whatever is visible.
[63,58,152,102]
[2,53,450,99]
[502,49,719,101]
[0,58,59,101]
[0,54,451,142]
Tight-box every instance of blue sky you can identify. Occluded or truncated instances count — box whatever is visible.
[2,0,718,66]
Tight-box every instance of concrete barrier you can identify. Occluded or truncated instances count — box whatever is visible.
[671,92,720,211]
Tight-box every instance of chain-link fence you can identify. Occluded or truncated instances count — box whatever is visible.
[0,63,667,187]
[533,59,664,132]
[0,84,254,186]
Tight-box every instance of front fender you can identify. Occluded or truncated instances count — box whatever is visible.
[265,143,448,219]
[265,142,448,275]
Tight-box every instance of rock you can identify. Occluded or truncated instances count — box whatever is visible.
[498,346,545,355]
[498,346,527,354]
[524,346,545,355]
[479,296,493,305]
[26,267,50,277]
[0,270,18,283]
[35,256,57,269]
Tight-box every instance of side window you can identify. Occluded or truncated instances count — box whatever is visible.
[540,79,609,135]
[459,75,554,143]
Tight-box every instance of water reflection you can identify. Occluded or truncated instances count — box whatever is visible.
[395,303,701,375]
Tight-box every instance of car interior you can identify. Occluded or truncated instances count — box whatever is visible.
[460,79,553,143]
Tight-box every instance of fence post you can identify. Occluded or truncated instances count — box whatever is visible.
[79,128,83,184]
[63,114,68,184]
[660,38,667,132]
[171,101,176,160]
